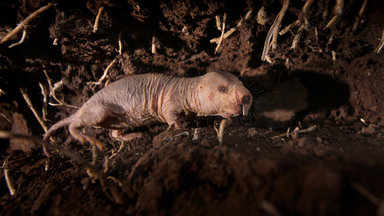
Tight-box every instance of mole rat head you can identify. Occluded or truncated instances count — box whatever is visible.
[196,72,252,119]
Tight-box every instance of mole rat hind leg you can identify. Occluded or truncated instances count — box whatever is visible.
[67,104,117,150]
[68,122,104,150]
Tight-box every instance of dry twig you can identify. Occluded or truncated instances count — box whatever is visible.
[87,59,117,86]
[261,0,289,62]
[0,3,53,44]
[93,7,104,33]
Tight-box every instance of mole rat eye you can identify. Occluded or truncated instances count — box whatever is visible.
[218,85,227,93]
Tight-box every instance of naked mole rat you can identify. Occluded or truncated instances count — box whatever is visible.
[44,72,252,149]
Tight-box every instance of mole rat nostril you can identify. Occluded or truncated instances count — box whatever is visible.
[242,95,250,105]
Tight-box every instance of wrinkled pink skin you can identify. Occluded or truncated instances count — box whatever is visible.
[44,72,252,149]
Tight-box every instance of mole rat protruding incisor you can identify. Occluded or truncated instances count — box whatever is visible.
[44,72,252,149]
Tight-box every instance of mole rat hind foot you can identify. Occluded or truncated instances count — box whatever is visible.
[110,130,144,142]
[68,122,104,150]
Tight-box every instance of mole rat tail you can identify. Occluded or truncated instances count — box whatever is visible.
[43,114,76,141]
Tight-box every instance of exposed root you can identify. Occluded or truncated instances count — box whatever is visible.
[92,144,99,166]
[20,88,48,132]
[332,50,337,61]
[20,88,52,157]
[38,82,48,121]
[279,0,315,35]
[192,128,200,141]
[92,7,104,33]
[103,155,109,173]
[1,132,123,204]
[324,0,344,29]
[0,130,11,139]
[279,0,314,50]
[0,3,53,44]
[151,35,157,54]
[261,0,289,62]
[109,141,125,160]
[375,29,384,54]
[3,159,16,196]
[217,119,227,144]
[259,200,281,216]
[118,31,123,54]
[0,112,11,124]
[210,10,252,44]
[290,25,305,49]
[0,88,6,96]
[215,15,222,31]
[214,13,226,54]
[43,70,78,109]
[280,0,314,35]
[87,59,117,86]
[352,182,380,205]
[352,182,384,215]
[353,0,368,31]
[174,131,189,138]
[257,7,267,25]
[271,125,317,140]
[8,29,26,48]
[279,20,300,35]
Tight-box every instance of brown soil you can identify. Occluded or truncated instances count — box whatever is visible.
[1,0,384,215]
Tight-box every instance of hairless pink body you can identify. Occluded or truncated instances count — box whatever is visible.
[44,72,252,149]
